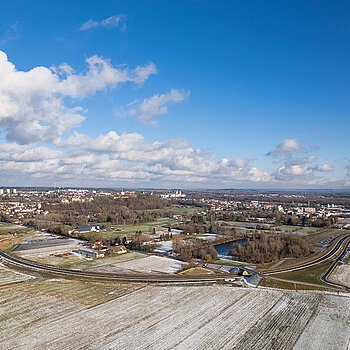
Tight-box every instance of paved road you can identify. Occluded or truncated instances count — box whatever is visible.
[0,249,229,283]
[1,233,349,287]
[321,239,350,290]
[263,233,350,276]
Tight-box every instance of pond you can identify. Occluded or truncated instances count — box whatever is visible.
[214,238,249,259]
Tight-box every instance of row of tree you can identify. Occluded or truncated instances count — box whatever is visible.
[172,238,218,262]
[41,195,170,227]
[230,233,314,264]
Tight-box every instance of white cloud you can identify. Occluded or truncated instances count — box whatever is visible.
[266,140,335,184]
[0,51,156,144]
[313,163,334,172]
[0,51,341,188]
[275,165,313,180]
[220,158,251,169]
[0,131,339,187]
[285,155,316,166]
[0,144,61,162]
[0,129,273,186]
[273,162,334,183]
[121,89,190,125]
[267,139,303,157]
[80,15,127,32]
[57,56,156,98]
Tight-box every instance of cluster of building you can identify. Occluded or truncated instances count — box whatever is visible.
[159,190,186,199]
[0,201,45,222]
[73,241,127,259]
[60,189,137,203]
[200,197,349,220]
[0,188,17,195]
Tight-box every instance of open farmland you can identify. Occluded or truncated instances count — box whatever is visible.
[1,282,350,350]
[0,265,34,286]
[0,278,143,345]
[234,293,321,349]
[293,295,350,350]
[69,251,146,270]
[88,255,186,274]
[13,233,85,267]
[136,204,199,214]
[81,218,179,238]
[329,263,350,288]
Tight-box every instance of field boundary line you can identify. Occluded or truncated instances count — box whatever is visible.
[86,284,147,310]
[168,290,249,349]
[290,296,321,349]
[231,292,286,350]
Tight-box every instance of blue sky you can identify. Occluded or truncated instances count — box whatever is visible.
[0,0,349,188]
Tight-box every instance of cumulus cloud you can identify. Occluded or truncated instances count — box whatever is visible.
[313,164,334,172]
[285,155,316,166]
[0,129,272,186]
[0,51,339,188]
[80,15,127,32]
[0,51,156,144]
[0,144,61,162]
[273,161,334,182]
[266,140,335,184]
[121,89,190,125]
[266,139,303,157]
[274,165,313,180]
[220,158,251,169]
[0,129,337,187]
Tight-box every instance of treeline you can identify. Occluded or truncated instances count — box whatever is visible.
[230,233,314,264]
[39,195,169,227]
[217,210,334,228]
[173,238,218,262]
[174,214,239,238]
[186,190,350,207]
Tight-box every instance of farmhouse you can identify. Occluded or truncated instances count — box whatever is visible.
[76,225,101,233]
[112,245,127,254]
[75,247,103,259]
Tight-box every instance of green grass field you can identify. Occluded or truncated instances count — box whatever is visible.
[0,223,27,232]
[260,277,331,291]
[88,218,179,237]
[215,220,246,226]
[136,205,199,214]
[267,261,332,288]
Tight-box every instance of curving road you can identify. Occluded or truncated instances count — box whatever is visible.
[321,239,350,290]
[262,233,350,276]
[0,249,229,283]
[1,233,350,287]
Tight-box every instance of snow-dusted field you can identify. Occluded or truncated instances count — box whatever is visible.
[0,264,34,286]
[0,278,142,345]
[294,295,350,350]
[329,264,350,287]
[103,255,186,274]
[1,282,350,350]
[235,293,321,349]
